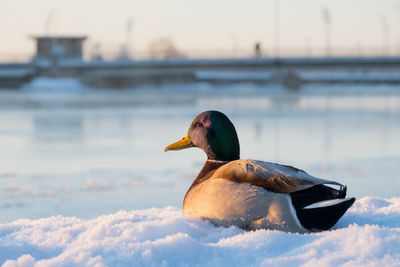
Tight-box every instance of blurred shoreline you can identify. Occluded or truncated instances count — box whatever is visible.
[1,56,400,89]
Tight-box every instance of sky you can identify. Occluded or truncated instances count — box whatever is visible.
[1,0,400,60]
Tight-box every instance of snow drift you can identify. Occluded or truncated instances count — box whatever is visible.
[1,196,400,267]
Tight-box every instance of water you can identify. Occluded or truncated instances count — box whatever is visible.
[0,82,399,223]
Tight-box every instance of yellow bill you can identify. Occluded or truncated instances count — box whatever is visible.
[164,134,194,151]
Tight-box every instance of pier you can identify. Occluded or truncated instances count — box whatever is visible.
[1,35,399,89]
[1,56,399,89]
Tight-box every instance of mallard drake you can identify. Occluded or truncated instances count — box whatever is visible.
[165,110,355,233]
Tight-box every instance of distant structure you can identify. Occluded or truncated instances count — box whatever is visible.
[254,42,262,58]
[30,35,87,62]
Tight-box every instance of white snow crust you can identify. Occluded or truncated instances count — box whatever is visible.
[1,196,399,266]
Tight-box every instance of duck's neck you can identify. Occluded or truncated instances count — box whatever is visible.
[205,159,230,164]
[186,160,229,193]
[206,150,239,162]
[202,135,240,161]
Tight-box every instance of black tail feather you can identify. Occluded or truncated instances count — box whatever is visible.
[295,197,355,231]
[290,184,354,231]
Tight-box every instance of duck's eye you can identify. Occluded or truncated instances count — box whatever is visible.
[193,122,203,128]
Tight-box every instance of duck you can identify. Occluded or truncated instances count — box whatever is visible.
[164,110,355,233]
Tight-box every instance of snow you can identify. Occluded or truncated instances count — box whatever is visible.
[301,70,400,83]
[1,196,399,267]
[19,77,88,103]
[195,71,271,81]
[194,70,400,83]
[0,69,34,78]
[22,77,87,92]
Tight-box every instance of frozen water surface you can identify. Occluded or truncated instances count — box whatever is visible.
[0,82,399,224]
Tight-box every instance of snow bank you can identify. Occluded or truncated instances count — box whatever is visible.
[22,77,87,92]
[1,197,399,267]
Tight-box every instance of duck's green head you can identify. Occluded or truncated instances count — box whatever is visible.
[164,110,240,161]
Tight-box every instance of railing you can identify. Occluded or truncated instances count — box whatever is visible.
[1,46,400,63]
[85,45,400,61]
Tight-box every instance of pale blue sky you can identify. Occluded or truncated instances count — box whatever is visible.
[1,0,399,58]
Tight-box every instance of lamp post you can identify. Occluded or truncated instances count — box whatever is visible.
[274,0,280,58]
[304,37,311,57]
[44,9,56,35]
[126,18,134,58]
[381,15,389,56]
[230,34,238,58]
[322,7,331,57]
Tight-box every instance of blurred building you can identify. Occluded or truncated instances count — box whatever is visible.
[30,35,87,61]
